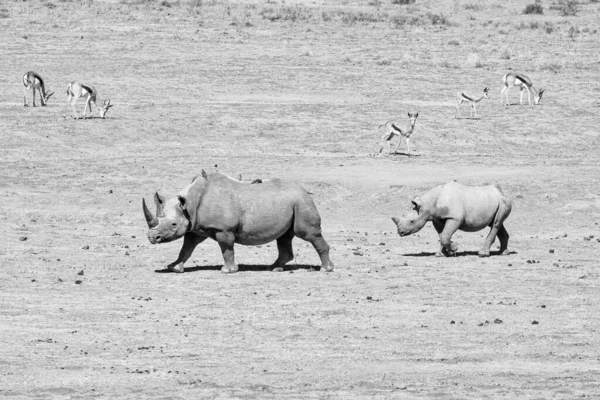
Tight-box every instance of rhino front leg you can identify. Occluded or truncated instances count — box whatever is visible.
[439,219,460,257]
[216,231,238,274]
[168,233,207,273]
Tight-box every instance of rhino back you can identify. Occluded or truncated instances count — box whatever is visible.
[430,182,505,230]
[196,176,305,236]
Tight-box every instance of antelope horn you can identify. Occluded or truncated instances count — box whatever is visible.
[143,198,158,228]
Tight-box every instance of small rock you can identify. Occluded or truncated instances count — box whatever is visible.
[19,236,27,241]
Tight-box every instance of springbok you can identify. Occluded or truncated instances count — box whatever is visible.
[455,87,489,119]
[500,72,544,106]
[378,112,419,156]
[63,82,113,119]
[23,71,54,107]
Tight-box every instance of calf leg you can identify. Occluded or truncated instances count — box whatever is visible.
[439,219,460,256]
[168,233,207,273]
[216,231,238,274]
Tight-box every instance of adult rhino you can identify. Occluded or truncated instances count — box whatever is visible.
[142,171,334,274]
[391,181,512,257]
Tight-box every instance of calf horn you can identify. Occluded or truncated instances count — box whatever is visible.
[143,198,158,228]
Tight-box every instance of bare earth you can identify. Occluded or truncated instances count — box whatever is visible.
[2,0,600,398]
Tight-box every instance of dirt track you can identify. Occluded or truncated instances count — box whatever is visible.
[2,0,600,398]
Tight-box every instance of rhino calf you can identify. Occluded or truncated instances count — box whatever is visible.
[143,171,334,274]
[391,181,512,257]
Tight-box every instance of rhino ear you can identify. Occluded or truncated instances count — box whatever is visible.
[391,217,400,226]
[411,196,423,214]
[201,170,208,180]
[177,195,187,209]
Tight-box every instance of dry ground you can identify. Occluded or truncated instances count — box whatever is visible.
[1,0,600,398]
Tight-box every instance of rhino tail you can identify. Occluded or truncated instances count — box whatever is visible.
[493,183,505,194]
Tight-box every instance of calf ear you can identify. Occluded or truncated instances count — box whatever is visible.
[391,217,400,226]
[411,196,423,214]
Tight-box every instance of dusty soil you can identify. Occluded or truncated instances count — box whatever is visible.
[2,0,600,398]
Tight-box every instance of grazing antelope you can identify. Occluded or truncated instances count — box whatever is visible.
[63,81,113,119]
[378,112,419,156]
[500,72,544,106]
[23,71,54,107]
[455,87,489,119]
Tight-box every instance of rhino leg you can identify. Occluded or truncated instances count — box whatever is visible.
[168,233,207,273]
[271,228,295,272]
[497,225,510,255]
[479,199,512,257]
[293,203,334,272]
[439,219,460,257]
[216,231,238,274]
[432,220,445,257]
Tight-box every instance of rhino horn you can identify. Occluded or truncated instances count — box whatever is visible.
[143,198,158,228]
[154,192,166,218]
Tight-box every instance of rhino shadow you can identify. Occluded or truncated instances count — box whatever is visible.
[402,250,516,257]
[391,152,422,157]
[154,264,323,273]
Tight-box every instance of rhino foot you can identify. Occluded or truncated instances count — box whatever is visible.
[168,263,185,273]
[221,265,239,274]
[323,263,334,272]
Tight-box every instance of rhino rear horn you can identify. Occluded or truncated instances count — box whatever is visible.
[154,192,166,218]
[143,198,158,228]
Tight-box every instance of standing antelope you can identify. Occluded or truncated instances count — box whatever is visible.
[378,112,419,156]
[455,87,489,119]
[23,71,54,107]
[500,72,544,106]
[63,81,113,119]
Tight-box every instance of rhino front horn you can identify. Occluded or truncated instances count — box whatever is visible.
[143,198,159,228]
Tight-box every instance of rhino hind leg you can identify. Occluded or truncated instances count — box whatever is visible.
[293,205,334,272]
[497,225,510,255]
[271,228,295,272]
[479,199,512,257]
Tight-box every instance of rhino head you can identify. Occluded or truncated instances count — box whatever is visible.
[391,196,429,237]
[143,191,190,244]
